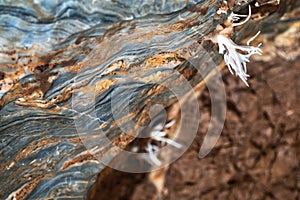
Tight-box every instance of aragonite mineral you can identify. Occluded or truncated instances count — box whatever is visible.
[0,0,298,199]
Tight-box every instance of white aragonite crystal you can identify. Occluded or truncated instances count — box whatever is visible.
[145,120,182,166]
[229,5,252,27]
[211,34,262,86]
[211,5,262,86]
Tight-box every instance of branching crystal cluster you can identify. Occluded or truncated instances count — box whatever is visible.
[214,34,262,86]
[146,120,182,166]
[213,5,262,86]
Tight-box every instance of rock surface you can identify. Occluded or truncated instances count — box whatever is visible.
[0,0,299,199]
